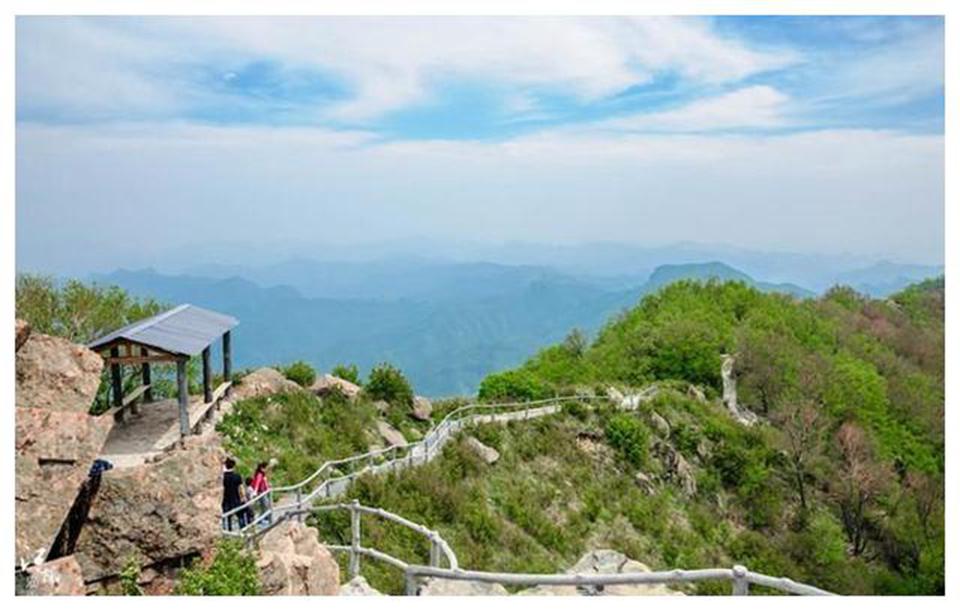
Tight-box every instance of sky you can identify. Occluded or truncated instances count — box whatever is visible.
[15,16,945,275]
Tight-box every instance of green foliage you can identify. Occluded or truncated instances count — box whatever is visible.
[119,557,143,596]
[366,362,415,408]
[15,274,177,413]
[175,540,260,596]
[282,360,317,387]
[603,414,650,469]
[217,391,377,484]
[477,369,550,401]
[331,363,361,385]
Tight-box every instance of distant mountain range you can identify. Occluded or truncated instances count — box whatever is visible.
[90,258,941,397]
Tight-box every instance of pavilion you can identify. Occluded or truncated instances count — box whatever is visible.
[88,304,238,438]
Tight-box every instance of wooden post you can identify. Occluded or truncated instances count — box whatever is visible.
[349,499,361,578]
[177,359,190,438]
[141,347,153,403]
[732,565,749,596]
[202,346,212,403]
[404,570,418,596]
[222,330,232,396]
[110,347,123,408]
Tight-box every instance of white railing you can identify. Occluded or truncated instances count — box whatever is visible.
[402,563,835,596]
[219,391,834,595]
[222,395,596,534]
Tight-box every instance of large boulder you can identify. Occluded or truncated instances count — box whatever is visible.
[16,318,31,352]
[465,436,500,464]
[411,396,433,421]
[16,331,104,413]
[231,368,302,402]
[257,521,339,595]
[15,328,111,567]
[21,555,86,596]
[419,578,509,596]
[519,549,683,596]
[376,420,407,447]
[340,575,382,596]
[71,436,224,583]
[311,374,361,400]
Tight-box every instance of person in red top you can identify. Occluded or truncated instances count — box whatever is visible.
[251,461,273,526]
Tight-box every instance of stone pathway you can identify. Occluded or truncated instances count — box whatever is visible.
[100,396,229,468]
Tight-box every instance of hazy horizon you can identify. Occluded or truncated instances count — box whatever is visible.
[16,16,944,276]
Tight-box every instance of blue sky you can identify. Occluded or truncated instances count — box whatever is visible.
[15,16,945,273]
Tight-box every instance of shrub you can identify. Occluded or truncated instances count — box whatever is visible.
[282,360,317,387]
[604,414,651,469]
[477,370,550,402]
[175,540,260,595]
[331,363,361,385]
[119,557,143,596]
[366,362,414,408]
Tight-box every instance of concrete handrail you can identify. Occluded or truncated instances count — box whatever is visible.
[402,563,835,596]
[222,394,596,525]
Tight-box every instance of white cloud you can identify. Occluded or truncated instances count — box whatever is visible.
[17,16,797,122]
[592,85,791,132]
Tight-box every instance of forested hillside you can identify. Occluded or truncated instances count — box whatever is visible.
[471,277,944,594]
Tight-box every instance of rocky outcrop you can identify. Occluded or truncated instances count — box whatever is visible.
[16,318,31,352]
[634,472,656,495]
[687,385,706,402]
[257,521,339,596]
[607,385,659,411]
[311,374,361,400]
[15,326,112,567]
[419,578,509,596]
[72,436,223,583]
[720,355,758,426]
[411,396,432,421]
[16,331,104,413]
[653,441,697,498]
[230,367,302,402]
[465,436,500,464]
[340,575,382,596]
[376,420,407,447]
[650,411,671,438]
[21,555,86,596]
[519,549,683,596]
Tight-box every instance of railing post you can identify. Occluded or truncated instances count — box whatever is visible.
[296,487,304,523]
[404,568,418,596]
[732,565,749,596]
[349,499,361,578]
[429,533,440,568]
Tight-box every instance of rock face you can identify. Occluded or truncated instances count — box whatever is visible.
[419,578,509,596]
[650,411,671,438]
[607,385,659,411]
[15,327,112,567]
[411,396,433,421]
[340,575,382,596]
[16,332,105,413]
[653,441,697,498]
[16,318,31,352]
[376,420,407,447]
[519,550,682,596]
[72,436,223,583]
[22,555,86,596]
[720,355,758,426]
[257,521,340,595]
[311,374,361,400]
[465,436,500,464]
[230,367,302,402]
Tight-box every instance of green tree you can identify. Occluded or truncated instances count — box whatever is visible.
[331,363,361,385]
[282,360,316,387]
[365,362,415,408]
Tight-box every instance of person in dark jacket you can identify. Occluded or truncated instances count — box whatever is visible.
[221,458,247,531]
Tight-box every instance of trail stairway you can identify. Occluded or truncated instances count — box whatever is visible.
[220,391,834,596]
